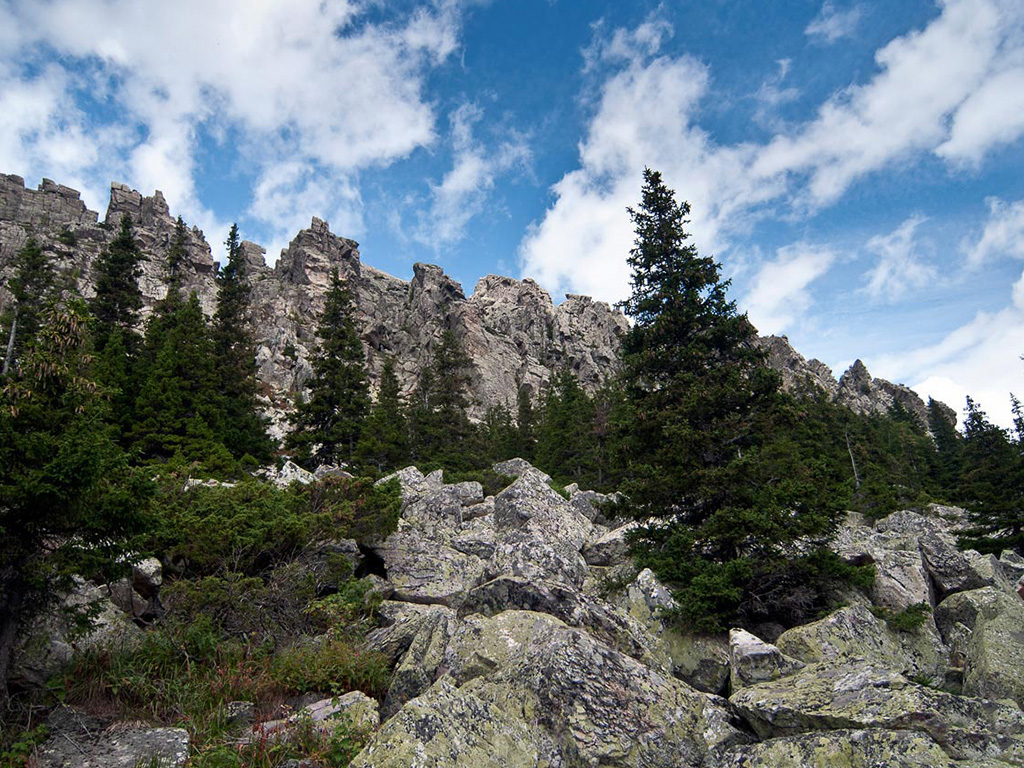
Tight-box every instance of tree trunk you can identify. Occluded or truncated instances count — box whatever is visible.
[0,568,27,717]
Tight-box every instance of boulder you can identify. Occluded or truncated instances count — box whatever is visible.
[383,606,458,716]
[730,662,1024,762]
[35,708,189,768]
[378,466,444,504]
[487,527,588,589]
[365,602,441,663]
[729,628,804,691]
[919,531,991,599]
[457,576,653,662]
[569,488,624,527]
[376,531,486,606]
[491,457,547,481]
[712,729,961,768]
[275,460,316,487]
[582,521,637,567]
[492,468,593,549]
[350,678,540,768]
[245,691,380,744]
[934,587,1013,639]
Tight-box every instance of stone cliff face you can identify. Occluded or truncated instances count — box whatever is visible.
[0,175,949,436]
[0,176,627,437]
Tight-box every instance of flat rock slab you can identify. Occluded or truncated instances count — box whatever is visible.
[713,729,962,767]
[37,726,189,768]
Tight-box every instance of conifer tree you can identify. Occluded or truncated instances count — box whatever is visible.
[512,384,537,461]
[619,169,847,631]
[213,225,272,462]
[536,369,595,483]
[0,299,149,709]
[958,396,1024,554]
[356,357,410,473]
[90,214,145,354]
[409,328,475,469]
[287,269,370,467]
[3,238,56,376]
[927,397,963,494]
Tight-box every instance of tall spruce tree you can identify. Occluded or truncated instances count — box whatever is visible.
[356,357,410,473]
[213,224,271,462]
[409,328,475,469]
[619,169,848,631]
[3,238,56,376]
[0,299,149,709]
[90,214,145,354]
[287,268,370,468]
[536,369,596,483]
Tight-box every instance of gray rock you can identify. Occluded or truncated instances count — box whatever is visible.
[36,723,189,768]
[582,521,637,567]
[246,691,380,744]
[729,628,805,691]
[376,530,486,606]
[730,662,1024,761]
[384,606,458,716]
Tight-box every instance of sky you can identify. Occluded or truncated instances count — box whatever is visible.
[2,0,1023,428]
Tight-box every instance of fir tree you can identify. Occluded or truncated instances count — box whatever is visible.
[927,397,963,494]
[512,383,537,461]
[958,396,1024,554]
[213,225,272,462]
[287,269,370,468]
[619,169,848,631]
[409,328,475,469]
[90,214,145,354]
[2,238,56,376]
[536,369,595,483]
[0,299,150,709]
[356,357,410,474]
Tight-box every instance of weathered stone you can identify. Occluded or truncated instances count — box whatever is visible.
[350,678,540,768]
[449,514,497,560]
[384,606,458,716]
[365,601,441,663]
[756,335,839,398]
[491,457,547,481]
[457,576,653,661]
[275,460,316,487]
[131,557,163,598]
[964,603,1024,708]
[729,628,805,691]
[730,662,1024,761]
[36,719,189,768]
[376,531,486,606]
[615,568,731,694]
[582,521,637,567]
[920,530,992,598]
[934,587,1014,639]
[13,580,142,690]
[246,691,380,745]
[487,526,588,588]
[492,468,593,551]
[569,488,625,527]
[713,729,961,768]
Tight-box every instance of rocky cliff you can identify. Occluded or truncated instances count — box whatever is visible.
[0,175,949,436]
[0,175,626,437]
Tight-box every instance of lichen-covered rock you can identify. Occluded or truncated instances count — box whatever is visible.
[712,729,961,767]
[492,468,593,551]
[615,568,731,694]
[487,527,588,589]
[919,530,991,598]
[245,691,380,745]
[384,606,458,716]
[934,588,1014,638]
[457,577,653,662]
[491,457,547,481]
[729,628,805,691]
[13,580,143,690]
[351,678,539,768]
[582,521,637,566]
[440,609,747,766]
[36,720,189,768]
[365,602,440,663]
[729,662,1024,761]
[376,531,486,606]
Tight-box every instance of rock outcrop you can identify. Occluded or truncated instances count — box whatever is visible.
[1,175,951,441]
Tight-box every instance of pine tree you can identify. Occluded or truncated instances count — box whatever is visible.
[356,358,410,474]
[409,329,475,469]
[536,369,595,483]
[0,299,149,709]
[90,214,145,354]
[3,238,56,376]
[958,396,1024,554]
[512,384,537,461]
[619,169,847,631]
[927,397,963,495]
[287,268,370,468]
[213,225,272,462]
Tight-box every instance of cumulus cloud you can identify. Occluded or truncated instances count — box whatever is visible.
[963,197,1024,266]
[1,0,463,260]
[863,216,936,301]
[805,2,863,44]
[875,265,1024,429]
[742,244,836,334]
[520,0,1024,303]
[414,103,530,247]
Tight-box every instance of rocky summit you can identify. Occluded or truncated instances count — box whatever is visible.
[0,175,948,440]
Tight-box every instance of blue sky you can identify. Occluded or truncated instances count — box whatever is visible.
[2,0,1023,426]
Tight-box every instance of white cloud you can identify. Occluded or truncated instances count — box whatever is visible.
[875,265,1024,429]
[1,0,463,261]
[963,197,1024,266]
[863,215,936,301]
[414,103,530,247]
[805,2,863,44]
[521,0,1024,304]
[743,244,836,334]
[938,67,1024,164]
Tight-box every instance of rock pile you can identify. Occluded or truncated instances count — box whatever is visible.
[345,461,1024,767]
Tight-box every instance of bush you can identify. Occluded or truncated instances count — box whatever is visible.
[300,475,401,544]
[872,602,931,633]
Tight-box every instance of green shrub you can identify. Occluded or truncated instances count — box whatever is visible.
[271,636,391,699]
[301,475,402,544]
[872,602,931,633]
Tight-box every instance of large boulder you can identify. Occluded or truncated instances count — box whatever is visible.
[383,606,458,716]
[376,531,486,606]
[350,678,540,768]
[492,468,593,551]
[729,628,804,691]
[36,707,189,768]
[712,729,965,768]
[582,521,637,567]
[730,662,1024,762]
[936,587,1024,708]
